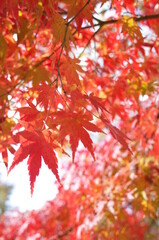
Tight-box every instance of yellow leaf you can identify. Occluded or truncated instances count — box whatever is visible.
[122,16,143,41]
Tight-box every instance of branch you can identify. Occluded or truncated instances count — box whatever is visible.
[99,13,159,26]
[57,227,74,239]
[78,13,159,56]
[1,6,158,100]
[78,27,101,58]
[50,227,74,239]
[0,50,56,99]
[134,13,159,22]
[81,13,159,29]
[0,0,91,103]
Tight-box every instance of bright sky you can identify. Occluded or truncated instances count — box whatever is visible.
[0,155,59,212]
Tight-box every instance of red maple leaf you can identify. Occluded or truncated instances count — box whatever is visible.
[53,110,104,161]
[8,130,60,195]
[101,116,132,153]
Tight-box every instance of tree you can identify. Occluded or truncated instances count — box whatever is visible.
[0,0,159,239]
[0,175,13,215]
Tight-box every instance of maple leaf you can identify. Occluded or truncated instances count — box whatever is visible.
[16,101,45,128]
[51,11,74,53]
[53,110,104,161]
[59,57,84,86]
[0,32,7,63]
[26,66,51,86]
[8,130,60,195]
[121,16,143,41]
[101,116,132,153]
[1,143,16,168]
[84,93,109,113]
[67,0,93,30]
[36,83,56,110]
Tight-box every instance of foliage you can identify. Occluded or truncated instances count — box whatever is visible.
[0,0,159,239]
[0,176,13,215]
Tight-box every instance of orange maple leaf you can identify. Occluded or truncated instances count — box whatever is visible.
[52,11,74,52]
[67,0,93,30]
[60,57,84,86]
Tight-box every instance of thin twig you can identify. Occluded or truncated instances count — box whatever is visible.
[55,24,68,94]
[67,0,91,24]
[80,13,159,30]
[55,0,91,94]
[57,67,66,94]
[56,89,70,110]
[1,8,158,99]
[78,27,101,58]
[49,226,74,239]
[78,13,159,57]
